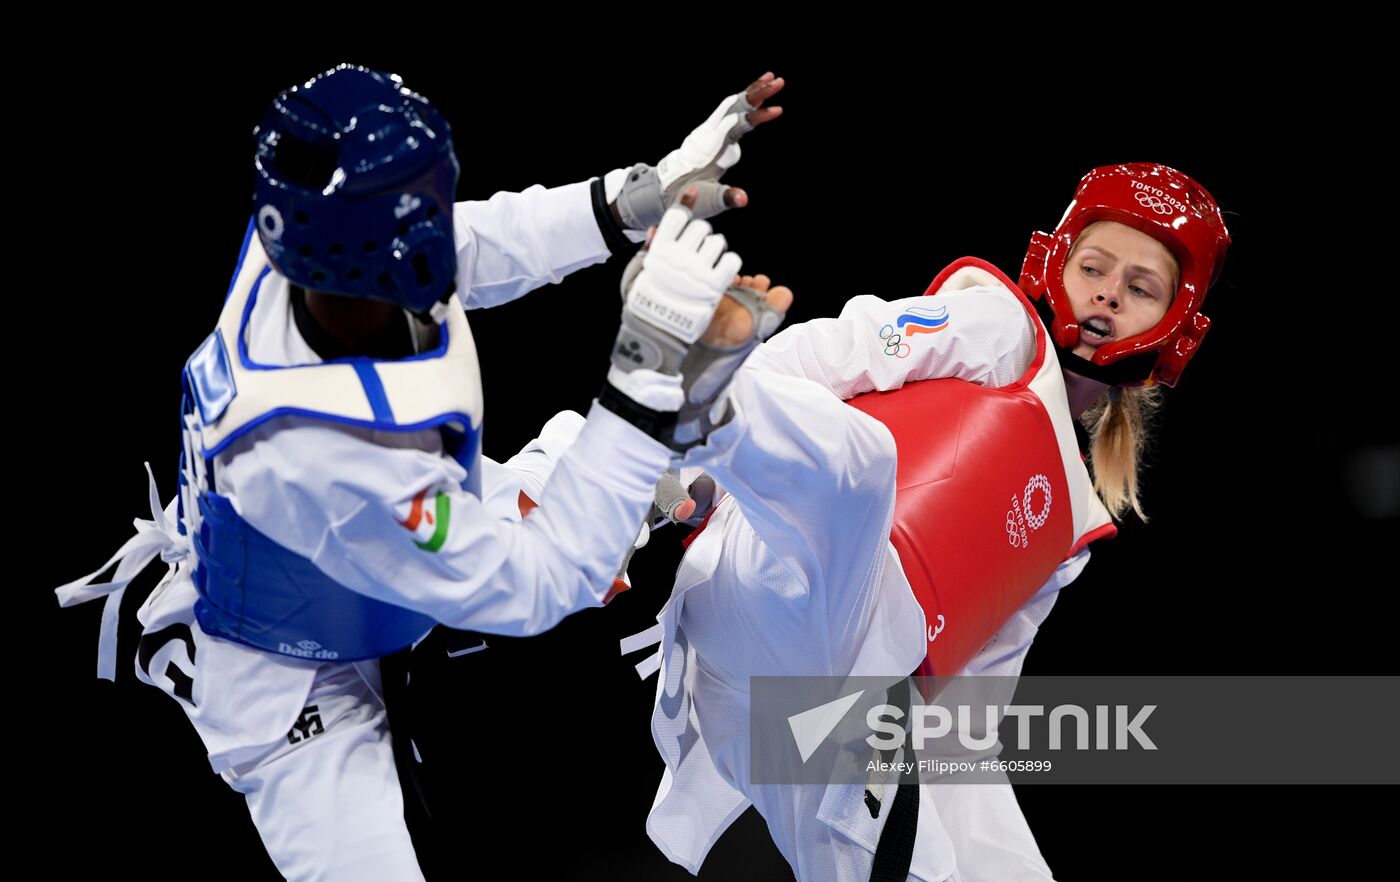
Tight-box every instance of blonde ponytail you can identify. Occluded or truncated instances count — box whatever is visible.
[1080,384,1164,521]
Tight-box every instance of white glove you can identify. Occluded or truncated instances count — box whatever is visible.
[656,90,753,203]
[627,206,742,343]
[612,75,783,230]
[604,205,740,425]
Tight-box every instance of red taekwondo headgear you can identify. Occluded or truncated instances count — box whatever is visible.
[1019,163,1231,387]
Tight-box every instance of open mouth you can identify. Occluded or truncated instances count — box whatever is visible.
[1080,316,1115,343]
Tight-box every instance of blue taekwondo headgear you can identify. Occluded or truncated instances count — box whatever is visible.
[253,64,460,314]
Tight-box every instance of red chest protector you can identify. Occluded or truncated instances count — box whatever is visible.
[848,258,1116,679]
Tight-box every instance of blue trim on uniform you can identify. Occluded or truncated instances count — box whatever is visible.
[353,362,395,423]
[211,265,479,456]
[176,452,188,536]
[237,266,275,370]
[224,217,258,305]
[393,318,452,363]
[203,408,480,459]
[236,269,454,371]
[186,330,237,425]
[177,386,194,536]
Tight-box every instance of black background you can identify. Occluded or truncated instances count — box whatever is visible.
[26,39,1397,880]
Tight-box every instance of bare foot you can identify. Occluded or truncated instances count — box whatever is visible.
[700,274,793,347]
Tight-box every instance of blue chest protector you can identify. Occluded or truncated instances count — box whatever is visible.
[178,227,485,662]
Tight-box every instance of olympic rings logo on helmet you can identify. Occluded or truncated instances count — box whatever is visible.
[1134,191,1174,215]
[878,324,911,358]
[259,205,285,242]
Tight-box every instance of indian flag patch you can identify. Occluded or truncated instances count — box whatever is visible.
[400,488,451,552]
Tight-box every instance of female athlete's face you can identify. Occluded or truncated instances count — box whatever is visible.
[1062,221,1178,360]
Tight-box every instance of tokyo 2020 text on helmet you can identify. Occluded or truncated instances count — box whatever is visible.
[1019,162,1231,387]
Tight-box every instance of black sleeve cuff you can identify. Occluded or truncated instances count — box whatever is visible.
[591,176,637,257]
[598,381,677,445]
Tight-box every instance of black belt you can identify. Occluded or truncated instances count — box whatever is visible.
[869,676,919,882]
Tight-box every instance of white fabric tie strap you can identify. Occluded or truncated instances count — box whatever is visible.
[620,623,664,680]
[633,652,662,681]
[54,463,188,681]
